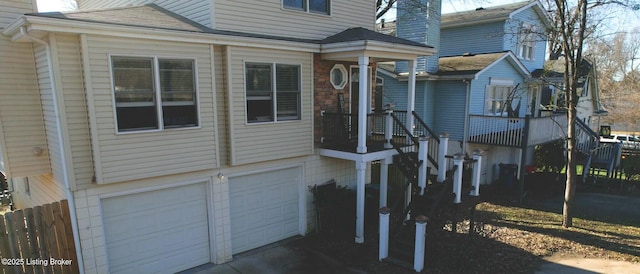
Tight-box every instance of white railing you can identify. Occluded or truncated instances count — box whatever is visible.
[527,115,567,146]
[468,114,568,147]
[468,115,525,147]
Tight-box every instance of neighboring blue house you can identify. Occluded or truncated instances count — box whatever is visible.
[377,0,562,184]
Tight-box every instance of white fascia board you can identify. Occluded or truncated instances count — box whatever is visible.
[476,52,530,79]
[321,40,436,58]
[9,16,321,52]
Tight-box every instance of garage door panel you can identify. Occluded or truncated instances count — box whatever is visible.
[102,183,210,274]
[230,167,301,254]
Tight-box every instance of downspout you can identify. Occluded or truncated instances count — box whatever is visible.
[462,79,471,153]
[20,27,85,274]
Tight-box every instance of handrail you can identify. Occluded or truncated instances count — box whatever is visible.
[412,111,440,143]
[390,112,419,147]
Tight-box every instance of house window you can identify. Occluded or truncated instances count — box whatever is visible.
[245,63,301,123]
[330,64,347,89]
[111,56,198,132]
[486,85,512,116]
[283,0,330,14]
[517,23,536,60]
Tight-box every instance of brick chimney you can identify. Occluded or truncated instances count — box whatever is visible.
[395,0,441,73]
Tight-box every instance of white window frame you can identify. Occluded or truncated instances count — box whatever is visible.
[110,55,200,134]
[485,78,514,116]
[517,23,536,61]
[330,64,347,90]
[244,62,302,124]
[282,0,331,15]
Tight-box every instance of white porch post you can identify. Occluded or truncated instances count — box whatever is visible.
[384,109,393,149]
[406,59,417,137]
[418,137,429,195]
[453,153,464,204]
[379,156,391,207]
[357,55,369,153]
[471,149,483,196]
[379,207,391,261]
[414,215,428,272]
[355,160,367,243]
[438,132,449,183]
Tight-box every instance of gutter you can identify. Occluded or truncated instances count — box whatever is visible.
[20,26,85,274]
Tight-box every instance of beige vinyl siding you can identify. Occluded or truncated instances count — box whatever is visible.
[156,0,212,28]
[85,35,218,184]
[215,46,230,166]
[214,0,374,39]
[0,35,50,178]
[0,0,35,26]
[11,175,65,209]
[34,43,65,184]
[228,46,313,165]
[51,34,94,190]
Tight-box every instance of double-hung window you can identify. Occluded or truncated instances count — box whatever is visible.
[486,85,512,116]
[245,63,301,123]
[517,23,536,60]
[111,56,198,132]
[283,0,330,14]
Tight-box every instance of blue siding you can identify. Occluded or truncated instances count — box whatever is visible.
[469,59,527,115]
[396,0,440,73]
[440,22,505,57]
[433,81,467,141]
[378,74,427,115]
[504,8,547,71]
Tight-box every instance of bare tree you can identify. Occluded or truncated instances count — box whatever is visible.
[546,0,639,228]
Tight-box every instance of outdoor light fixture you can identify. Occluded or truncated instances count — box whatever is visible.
[217,172,225,179]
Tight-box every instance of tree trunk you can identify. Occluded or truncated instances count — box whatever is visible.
[563,109,577,228]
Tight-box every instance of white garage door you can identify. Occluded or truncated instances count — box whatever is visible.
[230,167,300,254]
[102,183,210,274]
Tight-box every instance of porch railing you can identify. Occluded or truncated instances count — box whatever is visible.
[468,114,568,147]
[321,111,403,151]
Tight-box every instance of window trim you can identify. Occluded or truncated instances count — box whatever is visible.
[109,55,201,134]
[282,0,331,15]
[330,64,347,90]
[485,80,514,116]
[517,22,536,61]
[243,61,303,125]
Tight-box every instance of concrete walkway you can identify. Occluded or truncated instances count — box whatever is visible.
[536,254,640,274]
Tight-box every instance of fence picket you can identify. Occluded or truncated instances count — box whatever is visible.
[59,200,78,274]
[24,208,44,274]
[42,203,60,274]
[13,210,36,274]
[4,212,22,273]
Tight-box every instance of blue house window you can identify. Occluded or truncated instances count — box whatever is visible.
[517,23,536,60]
[283,0,330,14]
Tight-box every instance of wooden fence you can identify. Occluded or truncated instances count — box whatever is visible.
[0,200,78,274]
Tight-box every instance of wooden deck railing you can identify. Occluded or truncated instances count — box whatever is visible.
[468,114,568,147]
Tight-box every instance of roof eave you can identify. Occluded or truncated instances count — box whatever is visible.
[321,40,436,61]
[6,15,322,52]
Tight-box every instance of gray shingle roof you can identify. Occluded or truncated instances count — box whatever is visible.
[320,27,433,48]
[441,0,535,27]
[437,52,508,76]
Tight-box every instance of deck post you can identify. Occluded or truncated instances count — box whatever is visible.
[379,207,391,261]
[384,109,393,149]
[518,115,531,203]
[453,153,464,203]
[406,59,417,142]
[357,55,369,153]
[414,215,428,272]
[418,136,429,195]
[438,132,449,183]
[355,160,366,243]
[471,149,483,196]
[380,156,391,207]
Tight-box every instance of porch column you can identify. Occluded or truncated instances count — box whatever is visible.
[355,160,367,243]
[453,153,464,204]
[357,55,370,153]
[379,156,392,207]
[418,137,429,195]
[406,59,417,137]
[438,132,449,183]
[471,149,483,196]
